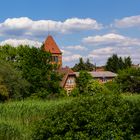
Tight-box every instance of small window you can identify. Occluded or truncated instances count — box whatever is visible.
[102,77,107,82]
[52,56,58,62]
[67,79,74,84]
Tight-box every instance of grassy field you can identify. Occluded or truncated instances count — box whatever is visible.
[0,98,74,140]
[0,94,140,140]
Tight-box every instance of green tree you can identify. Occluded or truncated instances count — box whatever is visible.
[85,58,95,71]
[76,71,93,94]
[105,54,132,73]
[72,57,95,71]
[124,56,132,68]
[116,68,140,93]
[86,79,109,95]
[0,45,62,99]
[0,45,18,66]
[105,54,120,73]
[17,46,62,95]
[0,61,29,100]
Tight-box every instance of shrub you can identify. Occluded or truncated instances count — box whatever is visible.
[32,94,133,140]
[123,97,140,137]
[85,80,109,95]
[70,88,79,97]
[0,85,9,102]
[0,122,23,140]
[105,81,120,94]
[76,71,93,94]
[116,68,140,93]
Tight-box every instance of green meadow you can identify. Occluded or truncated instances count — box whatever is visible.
[0,94,140,140]
[0,98,74,140]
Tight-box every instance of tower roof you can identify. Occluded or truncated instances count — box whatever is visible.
[44,35,62,54]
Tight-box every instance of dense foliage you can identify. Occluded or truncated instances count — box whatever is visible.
[76,71,93,94]
[0,94,140,139]
[105,54,132,72]
[72,58,95,71]
[32,94,139,140]
[0,61,29,101]
[0,44,140,140]
[74,71,108,96]
[116,68,140,93]
[0,45,62,101]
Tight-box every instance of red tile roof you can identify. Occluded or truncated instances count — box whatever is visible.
[44,35,62,54]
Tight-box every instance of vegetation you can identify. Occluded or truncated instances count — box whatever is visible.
[72,57,95,71]
[76,71,93,94]
[116,68,140,93]
[0,98,74,139]
[0,44,140,139]
[0,61,29,101]
[105,54,132,72]
[0,94,140,139]
[0,45,62,101]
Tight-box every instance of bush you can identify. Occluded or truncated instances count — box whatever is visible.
[76,71,93,94]
[0,85,9,102]
[0,122,23,140]
[116,68,140,93]
[123,97,140,137]
[32,94,133,140]
[105,81,120,94]
[70,88,79,97]
[85,80,109,95]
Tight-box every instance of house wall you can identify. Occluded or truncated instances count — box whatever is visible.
[64,76,76,94]
[94,77,115,83]
[51,54,62,68]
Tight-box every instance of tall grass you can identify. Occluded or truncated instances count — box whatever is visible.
[0,98,74,140]
[121,93,140,102]
[1,94,140,139]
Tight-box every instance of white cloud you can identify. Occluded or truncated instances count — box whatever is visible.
[0,38,42,48]
[63,54,82,62]
[84,33,140,65]
[0,17,102,38]
[113,15,140,28]
[83,33,140,47]
[88,46,140,65]
[65,45,87,51]
[61,49,72,55]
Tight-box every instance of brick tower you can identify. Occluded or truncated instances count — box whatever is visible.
[43,35,62,67]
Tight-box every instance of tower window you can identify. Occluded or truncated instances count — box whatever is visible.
[52,56,58,62]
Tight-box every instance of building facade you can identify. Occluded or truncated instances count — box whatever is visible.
[43,35,117,93]
[43,35,76,93]
[43,35,62,67]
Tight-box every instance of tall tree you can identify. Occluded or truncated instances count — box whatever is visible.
[0,45,62,99]
[105,54,132,73]
[85,58,95,71]
[72,58,95,71]
[116,68,140,93]
[0,61,29,100]
[76,71,93,94]
[17,46,62,95]
[124,56,132,68]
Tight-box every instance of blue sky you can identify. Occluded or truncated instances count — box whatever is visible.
[0,0,140,66]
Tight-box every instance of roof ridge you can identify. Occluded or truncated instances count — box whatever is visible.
[44,35,62,54]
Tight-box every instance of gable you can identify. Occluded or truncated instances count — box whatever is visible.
[44,35,62,54]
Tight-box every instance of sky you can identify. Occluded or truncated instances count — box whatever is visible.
[0,0,140,66]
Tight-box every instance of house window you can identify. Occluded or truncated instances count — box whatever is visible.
[67,79,74,85]
[102,77,107,82]
[52,56,58,62]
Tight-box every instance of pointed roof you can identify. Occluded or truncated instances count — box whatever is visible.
[44,35,62,54]
[57,67,76,87]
